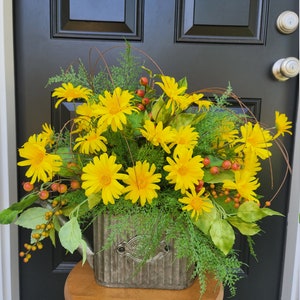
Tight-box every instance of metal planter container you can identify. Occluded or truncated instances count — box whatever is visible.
[93,214,195,289]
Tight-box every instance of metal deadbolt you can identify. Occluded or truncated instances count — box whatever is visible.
[272,57,300,81]
[276,11,299,34]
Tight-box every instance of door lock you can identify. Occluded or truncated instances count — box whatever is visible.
[276,11,299,34]
[272,57,300,81]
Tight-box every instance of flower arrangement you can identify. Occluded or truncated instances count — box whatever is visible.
[0,45,293,296]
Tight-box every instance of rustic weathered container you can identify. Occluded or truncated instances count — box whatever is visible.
[93,214,195,289]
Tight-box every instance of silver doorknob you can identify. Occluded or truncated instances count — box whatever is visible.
[276,11,299,34]
[272,57,300,81]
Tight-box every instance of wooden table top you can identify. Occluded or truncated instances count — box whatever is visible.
[64,262,224,300]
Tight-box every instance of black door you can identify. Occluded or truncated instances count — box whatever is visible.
[14,1,299,299]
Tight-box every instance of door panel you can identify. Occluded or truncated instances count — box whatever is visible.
[51,0,143,40]
[176,0,268,43]
[14,0,298,299]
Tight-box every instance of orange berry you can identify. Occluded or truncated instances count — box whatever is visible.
[23,182,34,192]
[57,183,67,194]
[39,190,49,200]
[231,162,240,171]
[210,166,219,175]
[70,180,81,190]
[51,182,60,192]
[265,201,271,207]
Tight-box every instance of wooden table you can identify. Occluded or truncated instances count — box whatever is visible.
[64,262,224,300]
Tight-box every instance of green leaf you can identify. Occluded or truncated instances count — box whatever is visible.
[0,209,19,224]
[151,97,172,123]
[59,217,82,253]
[194,204,218,234]
[177,77,188,91]
[49,228,56,247]
[203,169,234,183]
[8,193,39,211]
[80,239,87,264]
[0,193,39,224]
[88,194,101,210]
[127,111,145,135]
[260,207,284,217]
[52,215,62,231]
[15,207,49,229]
[237,201,264,222]
[170,113,196,129]
[209,219,235,255]
[237,201,283,223]
[0,193,40,224]
[227,216,261,236]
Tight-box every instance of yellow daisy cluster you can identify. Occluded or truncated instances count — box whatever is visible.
[15,72,293,257]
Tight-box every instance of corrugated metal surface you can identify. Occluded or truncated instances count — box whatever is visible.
[93,214,195,289]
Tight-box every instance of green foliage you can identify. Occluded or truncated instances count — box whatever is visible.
[237,201,283,223]
[247,236,258,261]
[59,217,86,254]
[109,44,142,91]
[173,216,242,296]
[136,143,166,170]
[15,207,49,229]
[47,43,142,95]
[193,107,242,157]
[0,193,39,224]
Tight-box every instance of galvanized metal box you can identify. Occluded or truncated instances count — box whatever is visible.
[93,214,195,289]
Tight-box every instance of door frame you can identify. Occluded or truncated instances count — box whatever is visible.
[0,1,19,300]
[281,23,300,299]
[0,1,299,299]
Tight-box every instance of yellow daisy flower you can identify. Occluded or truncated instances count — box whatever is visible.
[123,161,162,206]
[18,134,62,184]
[179,188,213,220]
[81,153,127,205]
[170,125,199,151]
[40,123,55,147]
[273,111,292,139]
[73,127,107,154]
[234,122,273,160]
[155,75,189,114]
[164,148,204,194]
[97,87,137,132]
[187,93,213,111]
[219,121,239,144]
[140,120,175,154]
[242,149,262,175]
[52,82,92,108]
[223,170,260,202]
[76,102,98,118]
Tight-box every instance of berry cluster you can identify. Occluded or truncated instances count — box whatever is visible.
[196,157,271,209]
[19,179,81,262]
[135,77,150,111]
[202,157,240,175]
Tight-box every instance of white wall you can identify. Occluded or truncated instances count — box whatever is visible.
[280,14,300,300]
[0,1,19,300]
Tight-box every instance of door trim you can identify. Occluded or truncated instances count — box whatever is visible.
[0,1,19,300]
[281,26,300,299]
[1,1,299,299]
